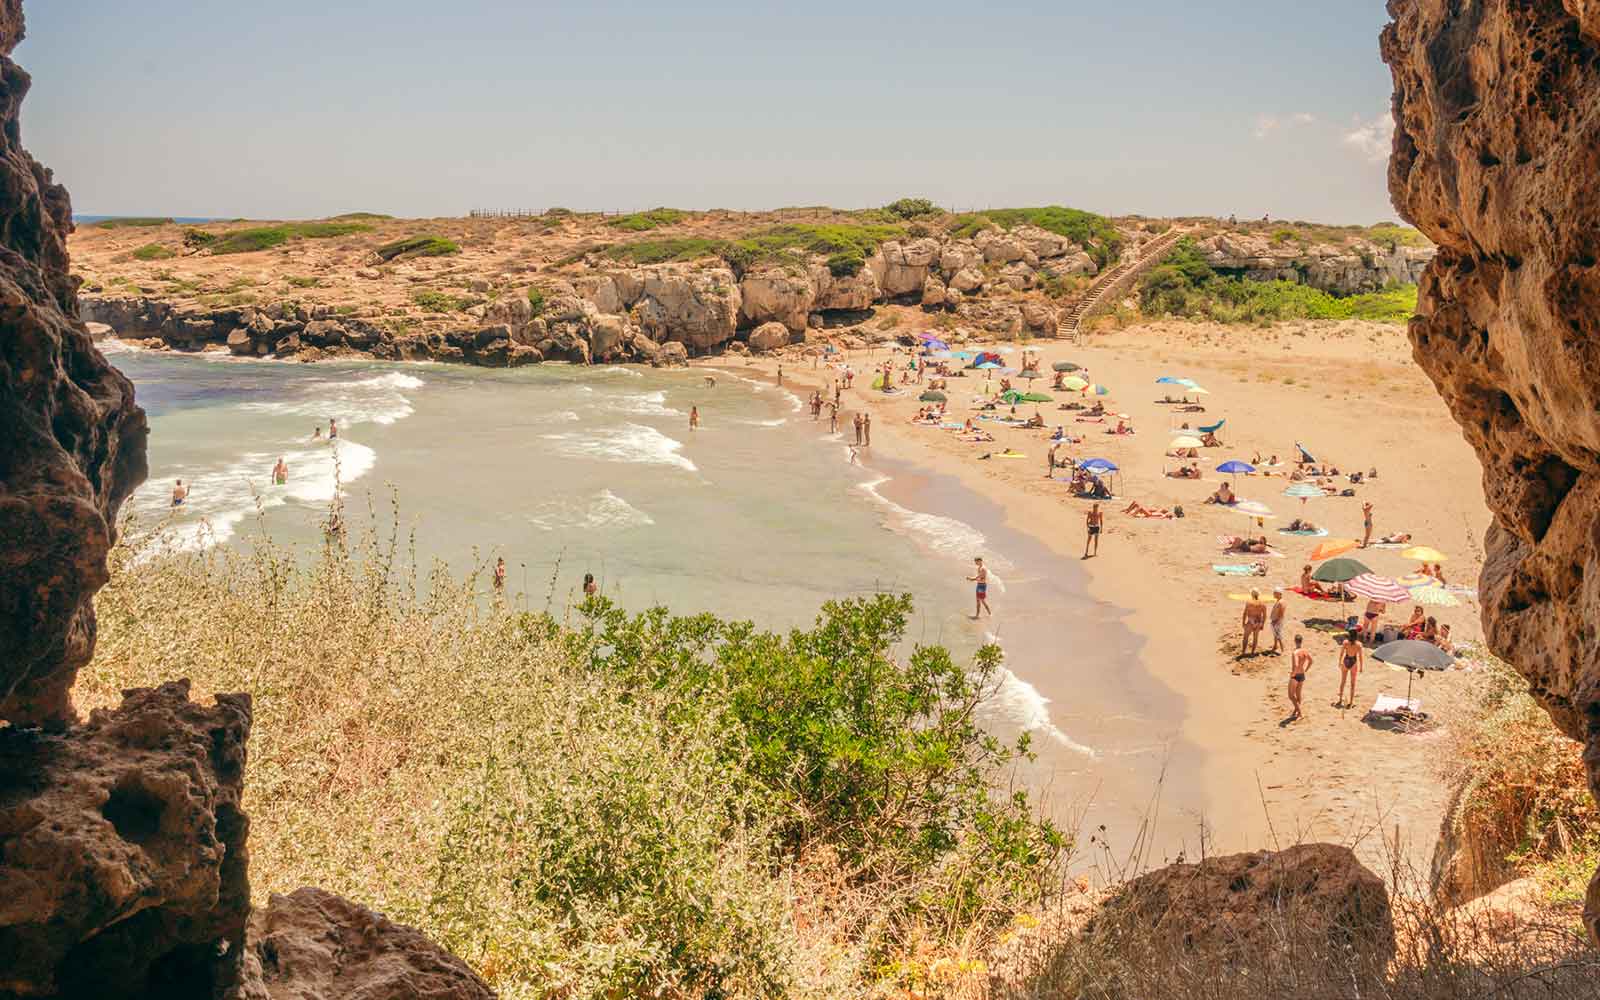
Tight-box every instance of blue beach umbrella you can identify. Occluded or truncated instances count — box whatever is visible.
[1079,458,1118,473]
[976,362,1002,370]
[1216,460,1255,483]
[1156,376,1187,384]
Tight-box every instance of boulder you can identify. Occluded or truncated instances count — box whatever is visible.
[877,239,940,297]
[484,293,532,326]
[1012,224,1070,259]
[227,888,492,1000]
[1383,0,1600,943]
[975,229,1027,263]
[811,263,879,310]
[227,328,253,355]
[507,344,542,366]
[588,313,630,361]
[938,242,982,276]
[655,340,689,366]
[748,320,791,353]
[274,332,302,357]
[0,681,253,996]
[301,319,346,348]
[607,270,645,307]
[1022,300,1059,335]
[739,266,816,332]
[1001,261,1037,290]
[1054,249,1099,277]
[724,339,750,356]
[629,332,661,362]
[921,276,948,308]
[949,267,985,293]
[944,287,964,308]
[574,274,623,315]
[1093,844,1395,961]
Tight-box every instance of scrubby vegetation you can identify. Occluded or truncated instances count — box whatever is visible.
[600,222,904,275]
[411,288,474,312]
[93,216,173,229]
[607,207,689,231]
[330,211,394,221]
[1441,652,1600,908]
[883,197,940,220]
[204,221,374,255]
[1138,238,1419,323]
[130,242,175,261]
[375,234,461,262]
[526,286,546,316]
[89,514,1063,999]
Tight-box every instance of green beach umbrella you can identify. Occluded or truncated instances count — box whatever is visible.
[1020,391,1053,403]
[1000,389,1026,404]
[1053,361,1081,372]
[1312,558,1371,584]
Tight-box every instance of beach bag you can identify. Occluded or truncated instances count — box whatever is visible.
[1173,505,1185,518]
[1340,488,1356,497]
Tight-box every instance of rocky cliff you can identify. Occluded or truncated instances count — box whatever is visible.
[1194,231,1433,293]
[1383,0,1600,942]
[0,4,491,996]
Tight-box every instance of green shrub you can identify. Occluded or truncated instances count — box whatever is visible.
[947,207,1123,268]
[826,251,865,276]
[1138,238,1418,324]
[286,275,321,288]
[93,216,172,229]
[883,197,938,220]
[602,223,902,275]
[412,288,472,313]
[182,228,218,249]
[131,243,175,261]
[330,211,393,220]
[526,287,546,316]
[206,221,372,255]
[607,207,688,231]
[375,235,461,262]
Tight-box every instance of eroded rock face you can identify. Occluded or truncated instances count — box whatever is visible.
[1382,0,1600,941]
[1093,844,1395,960]
[227,888,492,1000]
[0,681,252,997]
[0,0,147,726]
[738,267,815,332]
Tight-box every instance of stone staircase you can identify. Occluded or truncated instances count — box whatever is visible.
[1060,227,1187,339]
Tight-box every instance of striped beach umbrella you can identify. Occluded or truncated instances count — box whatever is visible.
[1234,500,1275,518]
[1284,482,1325,499]
[1346,573,1411,603]
[1408,584,1462,607]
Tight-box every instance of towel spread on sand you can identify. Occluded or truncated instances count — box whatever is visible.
[1213,564,1264,576]
[1277,527,1329,537]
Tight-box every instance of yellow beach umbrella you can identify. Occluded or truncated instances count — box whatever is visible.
[1401,545,1447,562]
[1061,375,1089,391]
[1170,435,1204,449]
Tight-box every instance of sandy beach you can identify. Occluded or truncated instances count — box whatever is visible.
[717,316,1492,872]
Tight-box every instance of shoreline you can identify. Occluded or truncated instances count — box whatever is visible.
[710,319,1490,874]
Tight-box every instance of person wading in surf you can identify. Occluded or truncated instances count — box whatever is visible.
[968,557,992,618]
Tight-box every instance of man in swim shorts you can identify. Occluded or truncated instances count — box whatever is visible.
[1287,634,1311,722]
[271,457,288,485]
[1241,589,1266,655]
[171,479,188,506]
[968,557,991,618]
[1083,503,1103,558]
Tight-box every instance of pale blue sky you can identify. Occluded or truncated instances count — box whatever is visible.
[19,2,1399,222]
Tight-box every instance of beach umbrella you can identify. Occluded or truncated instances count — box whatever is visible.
[995,346,1015,354]
[1401,545,1448,563]
[1156,376,1187,384]
[1295,441,1316,464]
[1000,390,1026,405]
[1078,458,1118,473]
[1090,383,1111,395]
[1284,482,1325,499]
[919,390,947,403]
[949,351,973,359]
[1061,375,1089,391]
[1187,385,1212,395]
[1309,538,1359,562]
[1217,460,1255,476]
[1346,573,1411,603]
[1171,435,1204,449]
[1408,584,1461,607]
[1234,499,1275,519]
[1373,638,1455,707]
[976,361,1002,370]
[1021,392,1053,403]
[1313,558,1370,583]
[1054,361,1081,372]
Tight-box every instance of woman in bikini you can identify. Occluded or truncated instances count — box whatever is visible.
[1336,630,1364,709]
[1299,564,1325,597]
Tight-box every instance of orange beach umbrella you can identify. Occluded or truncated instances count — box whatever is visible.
[1309,538,1359,561]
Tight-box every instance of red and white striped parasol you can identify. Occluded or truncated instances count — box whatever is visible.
[1345,573,1411,603]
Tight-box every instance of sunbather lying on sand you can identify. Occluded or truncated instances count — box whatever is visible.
[960,432,996,443]
[1286,517,1319,532]
[1122,500,1175,519]
[1379,531,1412,544]
[1223,535,1270,554]
[1167,464,1201,479]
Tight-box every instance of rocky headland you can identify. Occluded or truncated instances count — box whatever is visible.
[70,204,1432,369]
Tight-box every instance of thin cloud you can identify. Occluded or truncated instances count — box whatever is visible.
[1254,111,1315,140]
[1344,110,1395,163]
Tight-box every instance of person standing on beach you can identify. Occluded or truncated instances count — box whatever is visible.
[1241,590,1266,655]
[1046,442,1058,480]
[853,411,864,446]
[863,412,872,447]
[777,365,783,387]
[1360,501,1374,548]
[1268,587,1287,655]
[492,557,506,592]
[827,402,838,435]
[1083,503,1103,558]
[689,405,700,431]
[1336,629,1364,709]
[968,557,991,618]
[1287,635,1311,722]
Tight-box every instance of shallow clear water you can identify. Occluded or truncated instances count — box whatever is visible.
[109,344,1200,858]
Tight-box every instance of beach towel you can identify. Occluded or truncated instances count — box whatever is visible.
[1367,694,1421,717]
[1075,417,1106,423]
[1213,564,1264,576]
[1290,587,1342,602]
[992,452,1028,459]
[1277,527,1329,537]
[1367,541,1407,549]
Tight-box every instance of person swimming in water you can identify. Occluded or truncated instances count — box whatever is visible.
[583,572,598,596]
[311,426,322,441]
[328,418,338,440]
[271,457,288,485]
[171,479,189,506]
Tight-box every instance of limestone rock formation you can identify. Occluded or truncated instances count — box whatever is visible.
[811,263,879,311]
[1196,231,1432,294]
[875,238,940,297]
[1094,844,1395,960]
[631,265,740,353]
[920,276,947,309]
[228,888,491,1000]
[738,267,815,333]
[1382,0,1600,942]
[0,681,253,997]
[0,1,147,725]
